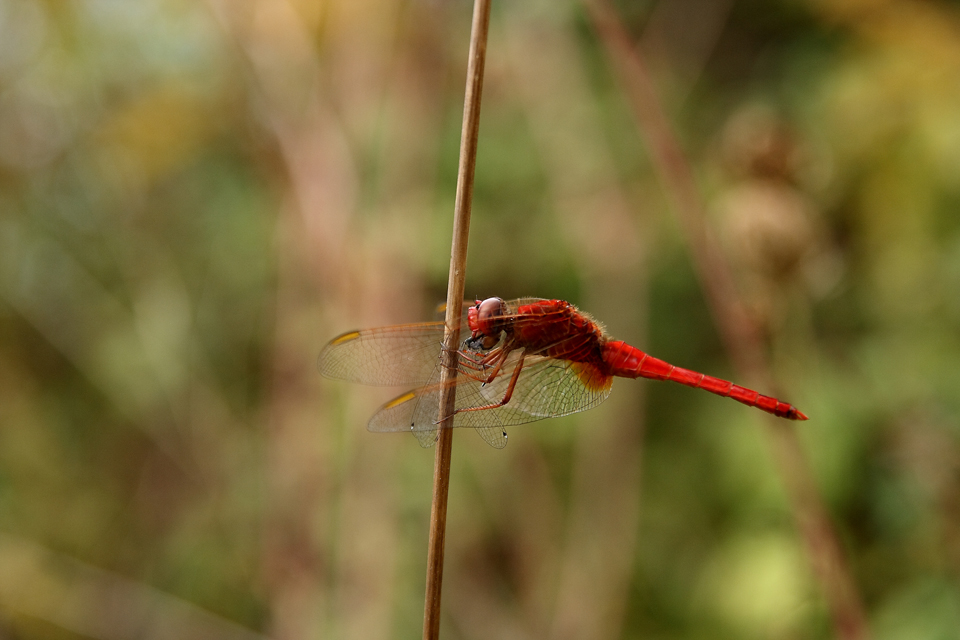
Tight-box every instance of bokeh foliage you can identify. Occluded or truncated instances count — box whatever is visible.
[1,0,959,638]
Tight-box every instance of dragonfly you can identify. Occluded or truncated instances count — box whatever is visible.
[317,297,807,449]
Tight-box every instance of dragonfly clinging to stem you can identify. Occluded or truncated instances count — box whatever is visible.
[317,297,807,449]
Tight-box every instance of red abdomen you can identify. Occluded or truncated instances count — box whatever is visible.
[603,340,807,420]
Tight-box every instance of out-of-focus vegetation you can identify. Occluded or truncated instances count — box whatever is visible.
[1,0,959,638]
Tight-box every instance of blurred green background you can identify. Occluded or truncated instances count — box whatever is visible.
[2,0,960,638]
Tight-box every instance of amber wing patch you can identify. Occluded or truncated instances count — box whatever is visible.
[572,361,613,393]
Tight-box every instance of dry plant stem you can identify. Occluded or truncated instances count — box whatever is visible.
[582,1,870,639]
[423,1,492,638]
[585,0,761,373]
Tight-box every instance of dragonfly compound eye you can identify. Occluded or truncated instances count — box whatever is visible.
[476,297,504,334]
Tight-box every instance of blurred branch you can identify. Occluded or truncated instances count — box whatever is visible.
[424,2,491,638]
[639,0,733,106]
[584,0,763,375]
[580,1,871,639]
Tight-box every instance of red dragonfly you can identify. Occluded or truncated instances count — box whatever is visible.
[318,297,807,449]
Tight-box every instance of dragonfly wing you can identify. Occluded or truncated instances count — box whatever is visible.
[366,364,507,448]
[501,297,550,311]
[367,356,513,448]
[453,353,614,427]
[317,322,448,386]
[319,300,552,387]
[365,347,611,448]
[367,384,509,449]
[474,424,508,449]
[367,387,441,447]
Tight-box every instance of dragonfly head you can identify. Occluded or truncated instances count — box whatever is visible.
[467,297,506,350]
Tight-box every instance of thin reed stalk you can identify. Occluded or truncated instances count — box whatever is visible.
[581,1,870,638]
[423,1,491,638]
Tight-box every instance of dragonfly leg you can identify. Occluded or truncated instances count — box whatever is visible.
[456,347,511,384]
[474,347,513,384]
[443,341,493,370]
[455,351,526,414]
[432,350,525,426]
[458,347,503,368]
[455,369,490,384]
[456,349,492,370]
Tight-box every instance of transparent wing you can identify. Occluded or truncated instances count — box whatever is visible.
[317,322,449,386]
[502,297,550,311]
[367,349,613,448]
[317,299,559,387]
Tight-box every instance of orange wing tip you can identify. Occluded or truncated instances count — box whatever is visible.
[330,331,361,345]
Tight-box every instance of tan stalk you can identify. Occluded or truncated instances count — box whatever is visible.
[423,1,492,639]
